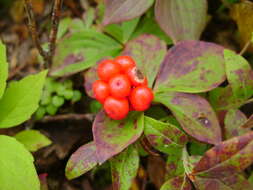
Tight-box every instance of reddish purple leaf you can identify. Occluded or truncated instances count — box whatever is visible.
[194,174,253,190]
[103,0,154,26]
[93,111,144,164]
[83,65,98,98]
[154,41,226,93]
[224,109,250,139]
[155,0,207,43]
[122,34,167,87]
[193,131,253,178]
[65,142,97,179]
[155,92,222,145]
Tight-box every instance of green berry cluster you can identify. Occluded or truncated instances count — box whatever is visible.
[35,78,82,120]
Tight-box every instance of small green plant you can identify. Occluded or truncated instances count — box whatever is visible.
[35,77,82,119]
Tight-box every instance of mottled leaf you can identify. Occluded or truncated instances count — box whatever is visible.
[209,86,244,111]
[154,41,226,93]
[93,111,144,164]
[0,135,40,190]
[0,71,47,128]
[51,29,122,77]
[103,0,154,26]
[14,129,52,152]
[65,142,97,180]
[110,145,139,190]
[194,174,253,190]
[144,116,188,154]
[224,49,253,101]
[224,109,249,138]
[122,34,167,87]
[155,92,222,144]
[161,176,192,190]
[155,0,207,43]
[193,131,253,178]
[0,40,8,99]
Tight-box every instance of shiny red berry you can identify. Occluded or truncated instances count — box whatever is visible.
[104,97,129,120]
[115,55,136,71]
[97,59,121,81]
[108,74,131,98]
[130,86,153,111]
[92,80,109,103]
[126,67,148,86]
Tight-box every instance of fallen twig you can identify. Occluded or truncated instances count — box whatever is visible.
[39,113,94,123]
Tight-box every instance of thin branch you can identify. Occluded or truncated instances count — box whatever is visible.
[24,0,49,67]
[39,113,94,123]
[48,0,63,65]
[239,40,251,55]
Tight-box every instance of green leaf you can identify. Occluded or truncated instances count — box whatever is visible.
[0,135,40,190]
[155,0,207,43]
[154,41,226,93]
[65,142,97,180]
[224,49,253,101]
[132,14,172,45]
[161,175,192,190]
[0,40,8,99]
[102,0,154,25]
[122,34,167,87]
[93,111,144,164]
[104,17,140,43]
[14,130,52,152]
[110,145,139,190]
[0,70,47,128]
[155,92,222,145]
[144,116,188,154]
[51,29,122,77]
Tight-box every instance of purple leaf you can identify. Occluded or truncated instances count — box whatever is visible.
[122,34,167,88]
[93,111,144,164]
[154,41,226,93]
[103,0,154,26]
[83,65,98,98]
[155,0,207,43]
[155,92,222,145]
[193,131,253,178]
[65,142,97,179]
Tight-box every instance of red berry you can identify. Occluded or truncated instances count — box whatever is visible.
[115,56,136,71]
[126,67,148,86]
[108,74,131,98]
[104,97,129,120]
[130,86,153,111]
[92,80,109,103]
[97,59,121,81]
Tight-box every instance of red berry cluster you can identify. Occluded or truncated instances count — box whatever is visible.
[92,56,154,120]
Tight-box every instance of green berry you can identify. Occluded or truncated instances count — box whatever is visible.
[46,105,58,115]
[63,89,74,100]
[56,84,66,96]
[52,96,65,107]
[71,90,82,103]
[35,107,46,120]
